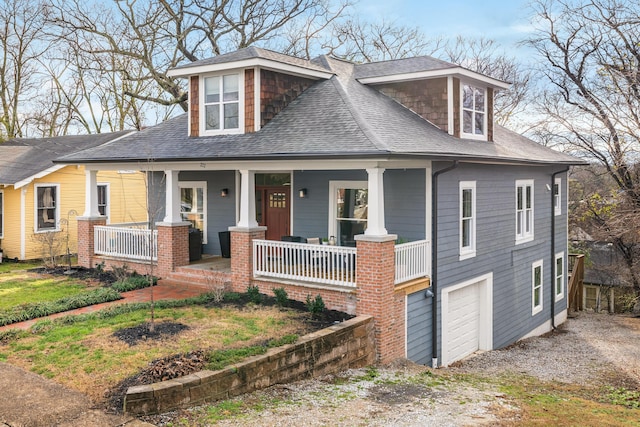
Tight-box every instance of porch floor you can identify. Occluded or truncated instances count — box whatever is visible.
[184,254,231,273]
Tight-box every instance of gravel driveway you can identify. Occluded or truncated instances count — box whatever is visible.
[146,312,640,426]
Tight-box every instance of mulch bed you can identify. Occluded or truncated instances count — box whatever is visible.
[28,265,117,284]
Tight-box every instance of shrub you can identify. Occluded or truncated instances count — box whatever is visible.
[246,285,262,304]
[0,287,122,326]
[111,274,157,292]
[273,287,288,307]
[305,294,325,317]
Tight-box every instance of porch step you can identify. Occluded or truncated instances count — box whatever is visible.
[162,267,232,289]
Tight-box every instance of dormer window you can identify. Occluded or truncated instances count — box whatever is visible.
[461,84,487,139]
[200,72,243,135]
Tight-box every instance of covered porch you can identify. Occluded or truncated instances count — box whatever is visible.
[77,160,434,363]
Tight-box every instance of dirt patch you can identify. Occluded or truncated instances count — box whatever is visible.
[113,321,190,346]
[368,383,436,404]
[29,265,117,284]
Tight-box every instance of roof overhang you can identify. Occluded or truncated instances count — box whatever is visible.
[13,164,66,189]
[167,58,334,80]
[358,66,511,90]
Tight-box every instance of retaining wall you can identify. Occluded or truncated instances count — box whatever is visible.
[124,315,375,415]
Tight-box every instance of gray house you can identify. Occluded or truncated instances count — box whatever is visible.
[61,47,584,366]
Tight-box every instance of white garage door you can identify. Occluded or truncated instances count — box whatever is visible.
[446,281,480,364]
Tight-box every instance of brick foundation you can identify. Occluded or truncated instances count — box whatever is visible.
[355,235,405,364]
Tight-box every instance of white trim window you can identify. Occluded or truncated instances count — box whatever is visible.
[516,180,534,243]
[328,181,368,247]
[554,177,561,216]
[459,181,476,260]
[35,184,60,232]
[555,252,565,301]
[97,183,109,220]
[201,72,243,134]
[0,189,4,238]
[461,83,487,139]
[532,259,543,315]
[179,181,208,244]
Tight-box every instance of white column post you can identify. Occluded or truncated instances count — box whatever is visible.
[163,170,182,223]
[83,169,100,217]
[364,167,388,236]
[237,169,258,228]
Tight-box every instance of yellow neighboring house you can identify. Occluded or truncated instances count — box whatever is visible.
[0,132,148,261]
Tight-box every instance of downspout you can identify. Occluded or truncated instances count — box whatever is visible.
[431,160,459,368]
[550,166,570,329]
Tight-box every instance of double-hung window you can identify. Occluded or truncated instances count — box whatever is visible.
[35,184,59,232]
[462,84,486,139]
[516,180,534,243]
[202,73,241,134]
[554,177,561,216]
[0,190,4,238]
[555,252,564,301]
[459,181,476,260]
[97,184,109,219]
[532,260,543,315]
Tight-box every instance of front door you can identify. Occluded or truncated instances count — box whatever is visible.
[256,186,290,240]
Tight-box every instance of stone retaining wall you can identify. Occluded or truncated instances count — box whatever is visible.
[124,316,375,415]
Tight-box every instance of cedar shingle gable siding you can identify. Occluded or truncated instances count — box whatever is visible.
[260,69,315,128]
[245,69,255,133]
[376,78,449,133]
[190,76,199,137]
[378,77,494,141]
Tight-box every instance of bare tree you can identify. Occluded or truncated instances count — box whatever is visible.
[329,19,443,63]
[47,0,350,112]
[0,0,49,140]
[527,0,640,309]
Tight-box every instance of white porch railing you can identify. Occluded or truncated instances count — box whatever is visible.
[253,240,357,287]
[394,239,430,284]
[94,225,158,262]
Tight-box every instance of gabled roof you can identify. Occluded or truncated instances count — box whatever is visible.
[58,55,582,167]
[0,131,132,187]
[167,46,333,79]
[354,56,510,89]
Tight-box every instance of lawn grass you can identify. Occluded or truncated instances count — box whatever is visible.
[0,303,306,401]
[0,274,96,310]
[0,261,41,274]
[477,373,640,426]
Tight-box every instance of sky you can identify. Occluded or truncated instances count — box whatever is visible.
[360,0,535,58]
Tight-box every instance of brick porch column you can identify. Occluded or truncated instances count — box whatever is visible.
[355,234,405,364]
[156,222,190,278]
[229,226,266,293]
[77,216,106,268]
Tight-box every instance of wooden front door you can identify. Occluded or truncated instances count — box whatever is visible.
[256,186,290,241]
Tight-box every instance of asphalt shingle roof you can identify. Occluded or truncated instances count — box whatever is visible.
[170,46,332,74]
[0,131,132,185]
[57,56,582,166]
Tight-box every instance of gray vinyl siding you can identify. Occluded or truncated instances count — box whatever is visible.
[385,169,426,241]
[407,289,433,366]
[292,170,366,239]
[292,168,426,241]
[433,162,569,354]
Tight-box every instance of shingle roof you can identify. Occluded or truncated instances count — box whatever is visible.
[57,56,582,166]
[353,55,457,79]
[169,46,331,74]
[0,131,132,185]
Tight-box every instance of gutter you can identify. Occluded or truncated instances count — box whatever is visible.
[550,166,570,329]
[431,160,459,368]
